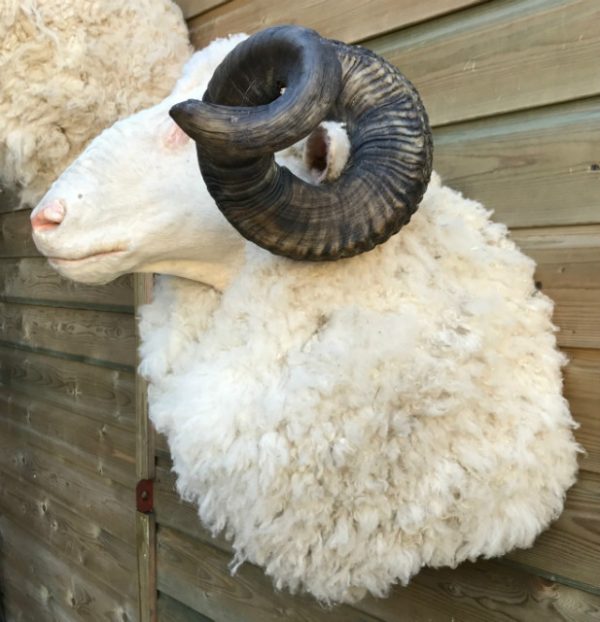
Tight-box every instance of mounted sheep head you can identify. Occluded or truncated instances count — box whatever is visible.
[31,27,432,286]
[171,25,433,261]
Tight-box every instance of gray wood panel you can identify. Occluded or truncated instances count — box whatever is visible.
[1,346,135,428]
[0,518,137,621]
[0,387,136,488]
[368,0,600,126]
[0,257,134,311]
[188,0,485,49]
[0,301,136,368]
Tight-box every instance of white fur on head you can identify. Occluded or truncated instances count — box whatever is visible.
[31,34,352,289]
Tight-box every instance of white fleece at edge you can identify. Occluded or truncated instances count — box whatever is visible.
[138,172,579,604]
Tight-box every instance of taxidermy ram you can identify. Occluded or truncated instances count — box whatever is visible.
[31,27,579,604]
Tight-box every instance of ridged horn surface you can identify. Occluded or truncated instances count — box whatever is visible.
[170,25,432,261]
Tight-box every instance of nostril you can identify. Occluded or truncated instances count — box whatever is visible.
[31,200,66,231]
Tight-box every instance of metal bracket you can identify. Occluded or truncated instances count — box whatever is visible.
[136,479,154,513]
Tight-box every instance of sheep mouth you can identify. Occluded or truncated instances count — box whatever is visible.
[49,249,127,264]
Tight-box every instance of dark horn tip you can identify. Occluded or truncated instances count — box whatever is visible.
[169,99,202,137]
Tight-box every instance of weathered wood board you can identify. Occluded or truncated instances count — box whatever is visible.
[189,0,485,49]
[0,301,136,367]
[0,345,135,427]
[0,257,134,311]
[0,387,136,488]
[433,98,600,228]
[368,0,600,126]
[0,518,137,621]
[157,523,600,622]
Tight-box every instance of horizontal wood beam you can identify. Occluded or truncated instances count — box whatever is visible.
[188,0,485,50]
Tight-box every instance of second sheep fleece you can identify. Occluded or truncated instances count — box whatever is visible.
[0,0,191,206]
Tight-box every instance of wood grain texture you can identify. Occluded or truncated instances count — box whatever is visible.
[157,523,600,622]
[512,226,600,292]
[0,517,137,621]
[0,387,136,488]
[515,226,600,350]
[0,301,136,367]
[138,512,158,622]
[177,0,229,19]
[1,565,78,622]
[434,98,600,228]
[0,209,38,257]
[357,560,600,622]
[551,289,600,350]
[154,467,599,592]
[368,0,600,126]
[154,465,222,547]
[563,349,600,476]
[0,468,137,600]
[157,525,384,622]
[0,345,135,428]
[0,429,135,546]
[0,257,133,311]
[189,0,485,49]
[507,470,600,591]
[158,592,215,621]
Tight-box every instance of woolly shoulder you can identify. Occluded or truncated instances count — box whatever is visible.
[138,276,221,382]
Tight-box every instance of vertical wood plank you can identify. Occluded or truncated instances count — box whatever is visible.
[135,273,157,622]
[136,273,155,480]
[138,513,158,622]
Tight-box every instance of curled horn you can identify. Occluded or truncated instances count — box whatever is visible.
[170,25,433,261]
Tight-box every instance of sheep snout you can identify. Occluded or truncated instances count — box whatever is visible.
[31,199,66,232]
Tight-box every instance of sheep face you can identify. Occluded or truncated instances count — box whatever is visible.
[30,95,244,287]
[31,92,349,288]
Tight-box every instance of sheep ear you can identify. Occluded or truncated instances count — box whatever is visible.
[303,121,350,184]
[163,122,190,149]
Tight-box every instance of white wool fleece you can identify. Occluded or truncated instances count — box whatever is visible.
[0,0,191,206]
[139,173,579,604]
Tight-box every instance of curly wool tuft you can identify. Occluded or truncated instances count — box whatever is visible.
[138,173,580,604]
[0,0,191,206]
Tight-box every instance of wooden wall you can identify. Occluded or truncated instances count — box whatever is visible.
[0,184,139,619]
[153,0,600,620]
[0,0,598,620]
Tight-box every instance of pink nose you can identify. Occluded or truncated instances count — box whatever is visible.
[31,200,66,231]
